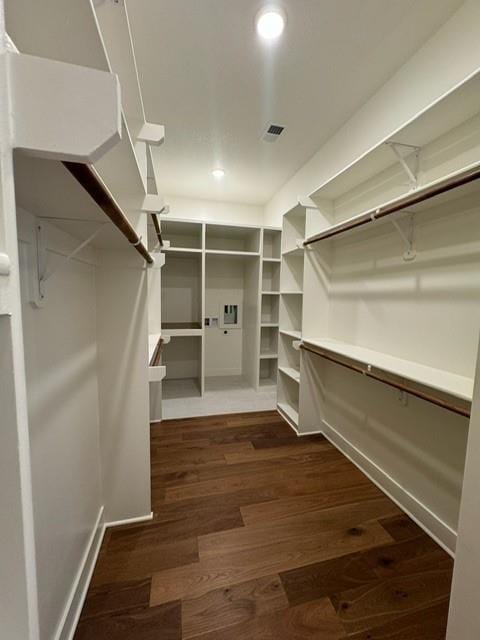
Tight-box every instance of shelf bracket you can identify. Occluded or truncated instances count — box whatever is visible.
[390,213,416,261]
[37,224,107,303]
[386,141,421,189]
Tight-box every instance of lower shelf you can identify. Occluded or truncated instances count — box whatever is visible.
[279,366,300,383]
[162,322,203,337]
[277,401,299,428]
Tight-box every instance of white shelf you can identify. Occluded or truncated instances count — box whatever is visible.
[281,290,303,295]
[263,258,281,263]
[260,352,278,360]
[162,324,203,337]
[163,247,202,257]
[206,250,260,257]
[261,323,279,328]
[279,366,300,383]
[280,329,301,340]
[303,338,473,402]
[282,246,304,257]
[262,291,281,296]
[277,402,299,428]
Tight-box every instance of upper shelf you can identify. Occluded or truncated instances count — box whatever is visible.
[308,70,480,228]
[304,163,480,246]
[302,337,473,403]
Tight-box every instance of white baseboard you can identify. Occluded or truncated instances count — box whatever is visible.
[283,412,456,556]
[105,511,153,528]
[320,419,456,557]
[55,506,106,640]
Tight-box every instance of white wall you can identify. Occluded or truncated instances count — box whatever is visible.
[205,256,245,377]
[165,194,265,226]
[447,336,480,638]
[17,209,103,640]
[264,0,480,226]
[96,249,151,523]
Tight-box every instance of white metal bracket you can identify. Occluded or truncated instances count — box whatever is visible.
[36,224,106,305]
[390,213,416,261]
[150,252,166,269]
[386,141,421,189]
[293,340,302,351]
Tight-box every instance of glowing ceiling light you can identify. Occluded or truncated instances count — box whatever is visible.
[256,6,286,40]
[212,168,225,179]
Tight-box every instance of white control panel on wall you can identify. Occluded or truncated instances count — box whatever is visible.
[219,303,242,329]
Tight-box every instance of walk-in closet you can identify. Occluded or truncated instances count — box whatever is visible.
[3,1,480,639]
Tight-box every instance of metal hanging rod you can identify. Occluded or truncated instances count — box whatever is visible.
[151,213,164,248]
[62,161,154,265]
[149,336,164,367]
[300,343,470,418]
[303,165,480,247]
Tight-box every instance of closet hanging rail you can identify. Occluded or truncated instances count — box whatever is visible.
[300,342,471,418]
[151,213,164,247]
[149,336,164,367]
[304,165,480,247]
[62,161,154,265]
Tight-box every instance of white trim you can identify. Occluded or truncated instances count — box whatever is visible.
[280,412,457,556]
[105,511,153,528]
[55,506,106,640]
[320,419,456,556]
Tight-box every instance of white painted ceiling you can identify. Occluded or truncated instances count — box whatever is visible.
[132,1,462,205]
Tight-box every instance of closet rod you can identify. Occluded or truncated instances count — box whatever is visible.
[62,162,154,265]
[304,165,480,246]
[151,213,164,247]
[300,343,470,418]
[149,336,164,367]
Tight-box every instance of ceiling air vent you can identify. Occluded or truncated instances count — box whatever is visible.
[262,123,285,143]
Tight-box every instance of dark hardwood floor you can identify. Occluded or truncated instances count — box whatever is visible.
[74,410,453,639]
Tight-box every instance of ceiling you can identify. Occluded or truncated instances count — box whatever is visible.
[128,0,463,206]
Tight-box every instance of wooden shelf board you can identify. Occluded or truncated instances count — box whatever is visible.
[282,246,304,257]
[310,71,480,202]
[279,366,300,383]
[206,250,260,257]
[280,329,301,340]
[162,322,203,337]
[303,337,473,402]
[260,353,278,360]
[277,402,299,427]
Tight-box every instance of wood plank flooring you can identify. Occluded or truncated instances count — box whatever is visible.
[74,410,453,639]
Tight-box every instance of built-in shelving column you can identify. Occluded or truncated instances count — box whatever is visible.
[258,228,282,389]
[277,205,306,429]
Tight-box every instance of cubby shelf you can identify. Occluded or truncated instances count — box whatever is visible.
[205,250,260,257]
[282,247,304,257]
[260,353,278,360]
[279,366,300,383]
[303,338,473,402]
[262,291,281,295]
[280,329,302,340]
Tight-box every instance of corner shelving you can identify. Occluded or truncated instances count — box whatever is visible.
[277,205,307,429]
[255,228,282,390]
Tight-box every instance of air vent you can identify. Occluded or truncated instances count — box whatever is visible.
[262,123,285,142]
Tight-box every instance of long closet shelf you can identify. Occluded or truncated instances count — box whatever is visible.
[262,291,281,296]
[302,338,473,413]
[279,366,300,383]
[281,290,303,295]
[205,250,260,257]
[263,257,281,263]
[304,164,480,247]
[282,246,304,257]
[162,322,203,337]
[260,352,278,360]
[280,329,302,340]
[277,402,299,427]
[163,247,202,258]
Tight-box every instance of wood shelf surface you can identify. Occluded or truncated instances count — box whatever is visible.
[279,366,300,383]
[303,337,473,402]
[280,329,302,340]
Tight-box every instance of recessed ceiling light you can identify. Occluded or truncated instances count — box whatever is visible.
[256,6,286,40]
[212,168,225,180]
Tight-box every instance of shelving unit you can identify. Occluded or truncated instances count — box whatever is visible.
[277,205,306,429]
[154,219,282,401]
